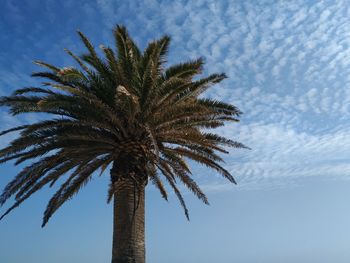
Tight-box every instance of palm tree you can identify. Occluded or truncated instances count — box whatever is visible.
[0,25,247,263]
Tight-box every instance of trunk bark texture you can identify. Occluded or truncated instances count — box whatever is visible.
[111,177,146,263]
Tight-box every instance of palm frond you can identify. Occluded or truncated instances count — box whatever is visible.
[0,24,247,223]
[41,155,112,226]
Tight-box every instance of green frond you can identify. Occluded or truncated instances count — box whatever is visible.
[31,71,64,83]
[197,98,242,116]
[33,61,60,72]
[80,53,111,77]
[175,73,227,103]
[159,166,189,220]
[165,146,236,184]
[113,25,142,96]
[204,133,250,149]
[100,46,122,83]
[13,87,55,95]
[0,153,66,206]
[0,24,247,223]
[164,58,204,80]
[57,67,88,83]
[140,36,171,109]
[14,157,70,200]
[114,25,141,63]
[0,125,29,136]
[0,159,77,221]
[77,31,98,58]
[147,164,168,201]
[0,95,43,107]
[167,160,209,205]
[142,35,170,68]
[64,48,91,74]
[41,155,111,226]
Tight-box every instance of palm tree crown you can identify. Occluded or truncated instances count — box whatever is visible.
[0,25,247,228]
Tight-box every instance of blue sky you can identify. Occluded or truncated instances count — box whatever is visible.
[1,0,350,262]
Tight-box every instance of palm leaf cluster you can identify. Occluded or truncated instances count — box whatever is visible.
[0,25,246,226]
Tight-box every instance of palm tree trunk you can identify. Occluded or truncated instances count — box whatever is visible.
[111,177,146,263]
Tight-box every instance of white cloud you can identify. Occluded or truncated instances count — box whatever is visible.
[215,121,350,190]
[3,0,350,191]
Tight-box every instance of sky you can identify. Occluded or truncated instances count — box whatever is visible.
[1,0,350,262]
